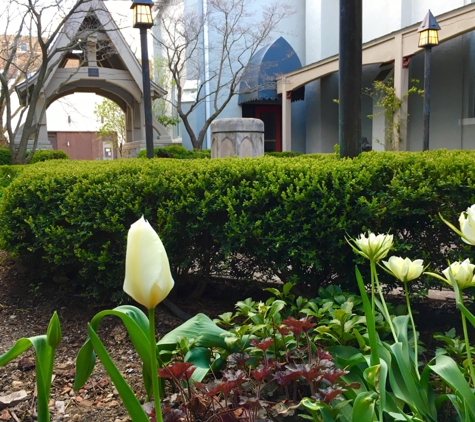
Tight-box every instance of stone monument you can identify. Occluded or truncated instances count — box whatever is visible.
[211,118,264,158]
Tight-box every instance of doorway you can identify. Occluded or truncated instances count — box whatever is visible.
[248,105,282,152]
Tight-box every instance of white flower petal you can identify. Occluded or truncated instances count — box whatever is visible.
[123,217,174,308]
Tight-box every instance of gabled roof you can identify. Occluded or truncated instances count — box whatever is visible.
[16,0,165,105]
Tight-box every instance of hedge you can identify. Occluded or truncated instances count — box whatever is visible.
[137,145,211,159]
[27,149,69,163]
[0,147,70,165]
[0,150,474,300]
[0,165,23,198]
[0,148,12,165]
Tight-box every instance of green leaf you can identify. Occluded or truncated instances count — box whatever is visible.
[389,342,436,421]
[355,266,379,366]
[0,315,60,422]
[430,354,475,419]
[363,364,380,390]
[268,300,286,320]
[87,324,149,422]
[352,391,377,422]
[184,347,212,382]
[282,282,294,295]
[0,337,39,366]
[75,306,151,394]
[157,313,230,351]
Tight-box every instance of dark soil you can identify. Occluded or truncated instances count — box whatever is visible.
[0,252,241,422]
[0,251,468,421]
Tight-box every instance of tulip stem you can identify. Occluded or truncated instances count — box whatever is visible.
[370,261,376,319]
[148,308,163,422]
[371,260,397,342]
[404,283,419,379]
[459,293,475,386]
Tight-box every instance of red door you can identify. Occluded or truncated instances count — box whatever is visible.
[254,106,282,152]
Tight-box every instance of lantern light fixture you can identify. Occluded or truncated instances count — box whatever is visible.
[418,10,441,48]
[131,0,154,29]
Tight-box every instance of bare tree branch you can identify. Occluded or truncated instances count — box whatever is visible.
[153,0,294,150]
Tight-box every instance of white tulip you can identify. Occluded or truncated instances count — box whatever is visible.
[123,217,174,308]
[383,256,423,283]
[459,204,475,245]
[352,232,393,262]
[442,259,475,290]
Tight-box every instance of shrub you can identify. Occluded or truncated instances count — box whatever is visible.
[265,151,302,158]
[1,150,475,299]
[137,145,209,159]
[28,149,70,164]
[0,165,23,198]
[0,148,12,165]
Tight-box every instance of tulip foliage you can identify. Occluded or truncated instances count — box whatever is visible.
[0,312,61,422]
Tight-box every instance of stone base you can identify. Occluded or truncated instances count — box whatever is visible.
[211,118,264,158]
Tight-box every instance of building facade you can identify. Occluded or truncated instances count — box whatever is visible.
[154,0,475,153]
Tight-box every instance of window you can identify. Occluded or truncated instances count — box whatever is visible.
[20,42,27,52]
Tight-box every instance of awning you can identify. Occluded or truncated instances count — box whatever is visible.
[238,36,304,104]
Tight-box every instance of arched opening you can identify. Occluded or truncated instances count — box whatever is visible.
[46,93,124,160]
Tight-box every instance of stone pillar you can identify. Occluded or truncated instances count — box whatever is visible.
[211,118,264,158]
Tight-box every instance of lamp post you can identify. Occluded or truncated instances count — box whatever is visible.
[418,10,440,151]
[131,0,154,158]
[339,0,362,158]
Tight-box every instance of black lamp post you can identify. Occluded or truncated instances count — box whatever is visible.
[131,0,154,158]
[418,10,440,151]
[339,0,362,158]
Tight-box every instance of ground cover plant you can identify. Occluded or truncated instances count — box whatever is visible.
[1,203,475,421]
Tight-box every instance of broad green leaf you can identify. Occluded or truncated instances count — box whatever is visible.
[332,309,349,322]
[157,313,230,351]
[184,347,212,382]
[389,342,437,421]
[300,398,338,422]
[363,364,380,390]
[268,300,286,319]
[282,282,294,295]
[0,337,40,366]
[263,287,281,297]
[355,267,379,366]
[430,354,475,418]
[352,391,377,422]
[75,306,151,395]
[0,312,60,422]
[87,325,149,422]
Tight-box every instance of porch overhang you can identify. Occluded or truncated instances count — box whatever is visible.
[277,2,475,94]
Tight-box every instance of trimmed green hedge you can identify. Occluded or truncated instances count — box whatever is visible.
[0,150,474,299]
[265,151,303,157]
[0,148,12,165]
[137,145,211,159]
[0,165,24,198]
[27,149,70,163]
[0,148,70,165]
